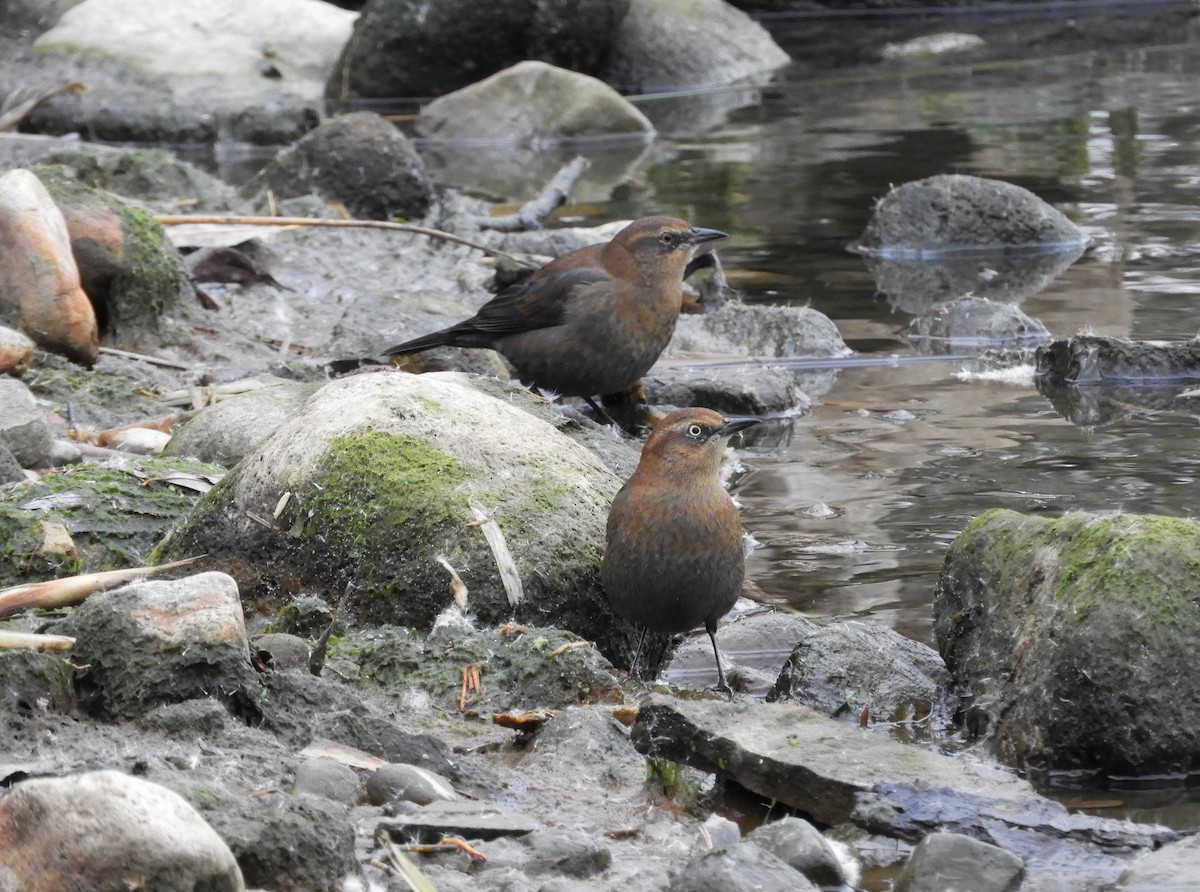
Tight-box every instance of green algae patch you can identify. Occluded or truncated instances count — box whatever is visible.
[0,456,226,589]
[298,431,471,618]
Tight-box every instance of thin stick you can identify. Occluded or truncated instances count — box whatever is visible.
[154,214,519,264]
[98,346,191,370]
[0,630,75,652]
[478,156,590,232]
[0,555,205,620]
[468,499,523,608]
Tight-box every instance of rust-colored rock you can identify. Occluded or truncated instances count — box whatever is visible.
[0,168,98,365]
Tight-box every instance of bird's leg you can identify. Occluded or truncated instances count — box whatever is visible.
[583,396,629,434]
[630,626,649,680]
[708,625,733,697]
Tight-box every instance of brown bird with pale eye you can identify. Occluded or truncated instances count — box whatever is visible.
[602,407,761,693]
[382,216,726,418]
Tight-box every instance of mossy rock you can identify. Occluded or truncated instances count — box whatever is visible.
[0,455,225,589]
[32,163,196,351]
[155,371,658,670]
[934,508,1200,775]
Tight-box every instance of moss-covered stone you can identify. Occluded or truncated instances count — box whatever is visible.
[934,508,1200,775]
[155,371,658,672]
[0,455,225,588]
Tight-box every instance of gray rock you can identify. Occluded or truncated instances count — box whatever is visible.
[934,509,1200,775]
[1035,333,1200,384]
[746,816,852,888]
[523,829,612,878]
[666,610,819,695]
[0,648,74,714]
[293,758,361,804]
[52,571,259,721]
[767,619,951,725]
[647,301,850,412]
[0,379,51,466]
[856,174,1087,258]
[893,832,1023,892]
[643,364,806,417]
[378,799,539,842]
[32,0,353,145]
[251,632,312,671]
[42,438,81,466]
[158,371,655,672]
[163,378,318,467]
[242,113,434,221]
[667,301,851,363]
[329,0,631,100]
[203,789,353,892]
[631,694,1173,889]
[0,444,24,482]
[701,814,741,850]
[419,61,654,146]
[365,762,459,806]
[1114,832,1200,891]
[0,770,244,891]
[601,0,790,92]
[260,669,463,782]
[668,840,818,891]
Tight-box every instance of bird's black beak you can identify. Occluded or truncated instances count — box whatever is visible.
[688,226,728,245]
[718,416,761,438]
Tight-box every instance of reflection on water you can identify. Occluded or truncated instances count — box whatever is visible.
[552,13,1200,816]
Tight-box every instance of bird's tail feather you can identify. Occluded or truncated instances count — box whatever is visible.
[383,329,456,356]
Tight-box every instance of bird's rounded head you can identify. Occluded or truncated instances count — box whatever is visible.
[607,216,727,280]
[639,407,760,478]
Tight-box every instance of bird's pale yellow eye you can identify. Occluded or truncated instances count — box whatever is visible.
[687,424,704,438]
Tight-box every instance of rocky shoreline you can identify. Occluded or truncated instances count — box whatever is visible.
[4,2,1200,891]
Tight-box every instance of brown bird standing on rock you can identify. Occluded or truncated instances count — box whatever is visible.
[382,216,727,415]
[602,407,761,692]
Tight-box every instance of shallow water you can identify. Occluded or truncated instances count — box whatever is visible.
[549,9,1200,827]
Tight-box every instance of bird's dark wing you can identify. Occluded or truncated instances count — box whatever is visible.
[383,263,610,356]
[464,266,612,335]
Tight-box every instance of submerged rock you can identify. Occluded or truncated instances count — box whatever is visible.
[863,243,1086,312]
[935,509,1200,775]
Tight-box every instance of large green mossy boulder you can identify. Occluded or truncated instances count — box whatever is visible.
[155,371,655,669]
[934,508,1200,775]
